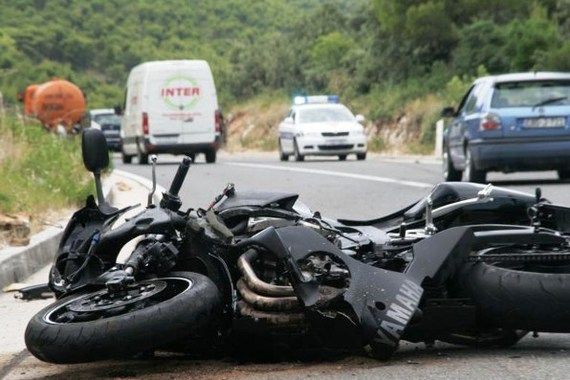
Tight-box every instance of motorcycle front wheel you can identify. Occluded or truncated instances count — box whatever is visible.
[25,272,222,364]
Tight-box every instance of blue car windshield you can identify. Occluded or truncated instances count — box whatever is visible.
[491,80,570,108]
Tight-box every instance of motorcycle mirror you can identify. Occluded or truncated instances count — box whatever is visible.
[81,128,109,206]
[82,128,109,173]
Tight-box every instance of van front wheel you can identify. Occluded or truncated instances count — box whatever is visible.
[205,149,217,164]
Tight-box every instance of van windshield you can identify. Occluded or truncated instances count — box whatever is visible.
[491,80,570,108]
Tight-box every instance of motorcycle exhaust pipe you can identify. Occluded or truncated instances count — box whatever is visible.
[237,279,300,311]
[237,301,305,327]
[237,250,295,297]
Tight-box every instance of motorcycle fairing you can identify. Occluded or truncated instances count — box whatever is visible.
[51,196,117,295]
[217,191,299,211]
[50,196,136,296]
[337,182,536,228]
[245,224,561,352]
[244,226,424,350]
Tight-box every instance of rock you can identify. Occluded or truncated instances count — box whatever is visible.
[116,181,132,192]
[0,213,31,246]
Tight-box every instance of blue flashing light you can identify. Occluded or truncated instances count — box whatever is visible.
[293,95,339,105]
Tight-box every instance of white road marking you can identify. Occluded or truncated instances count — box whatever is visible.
[225,162,433,189]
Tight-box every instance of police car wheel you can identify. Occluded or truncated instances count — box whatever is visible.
[293,140,304,162]
[279,141,289,161]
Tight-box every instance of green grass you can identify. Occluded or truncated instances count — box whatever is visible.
[367,136,387,153]
[0,113,93,214]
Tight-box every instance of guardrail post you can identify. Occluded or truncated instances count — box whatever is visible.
[434,119,444,157]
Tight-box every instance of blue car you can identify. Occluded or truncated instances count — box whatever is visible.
[442,72,570,183]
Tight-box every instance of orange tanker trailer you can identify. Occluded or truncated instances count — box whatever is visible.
[20,79,86,132]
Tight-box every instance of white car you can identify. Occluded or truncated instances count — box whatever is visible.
[278,96,367,161]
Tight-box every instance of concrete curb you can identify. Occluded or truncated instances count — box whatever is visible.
[0,169,160,289]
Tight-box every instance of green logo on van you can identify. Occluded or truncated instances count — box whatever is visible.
[160,76,201,110]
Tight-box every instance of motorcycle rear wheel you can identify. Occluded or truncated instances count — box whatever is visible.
[460,249,570,333]
[25,272,221,364]
[439,329,527,348]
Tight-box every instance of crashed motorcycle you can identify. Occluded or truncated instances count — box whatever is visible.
[25,128,570,363]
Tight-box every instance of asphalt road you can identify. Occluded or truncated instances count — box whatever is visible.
[4,151,570,379]
[114,151,570,220]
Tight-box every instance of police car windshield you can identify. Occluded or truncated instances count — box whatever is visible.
[298,107,354,123]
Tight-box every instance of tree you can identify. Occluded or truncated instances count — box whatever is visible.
[502,6,561,71]
[404,1,457,62]
[453,20,508,74]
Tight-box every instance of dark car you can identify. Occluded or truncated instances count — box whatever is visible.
[89,109,122,152]
[442,72,570,183]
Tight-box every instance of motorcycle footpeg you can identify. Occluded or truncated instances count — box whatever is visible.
[14,283,54,301]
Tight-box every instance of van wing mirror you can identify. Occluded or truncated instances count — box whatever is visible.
[441,107,456,118]
[355,114,365,123]
[114,105,123,116]
[82,128,109,173]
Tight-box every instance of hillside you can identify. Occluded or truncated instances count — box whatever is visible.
[0,0,363,107]
[1,0,569,152]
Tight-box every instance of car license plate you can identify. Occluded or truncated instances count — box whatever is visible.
[522,117,566,129]
[155,136,179,144]
[327,139,347,145]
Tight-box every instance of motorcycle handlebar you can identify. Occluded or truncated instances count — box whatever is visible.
[168,156,191,197]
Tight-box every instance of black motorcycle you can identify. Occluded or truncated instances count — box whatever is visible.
[25,128,570,363]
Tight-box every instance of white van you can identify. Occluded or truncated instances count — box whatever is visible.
[120,60,222,164]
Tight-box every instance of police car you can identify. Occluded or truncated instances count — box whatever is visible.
[278,95,368,161]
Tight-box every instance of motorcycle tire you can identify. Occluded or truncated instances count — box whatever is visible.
[439,329,527,348]
[460,261,570,333]
[25,271,222,364]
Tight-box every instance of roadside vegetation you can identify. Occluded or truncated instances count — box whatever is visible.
[0,113,93,218]
[0,0,569,153]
